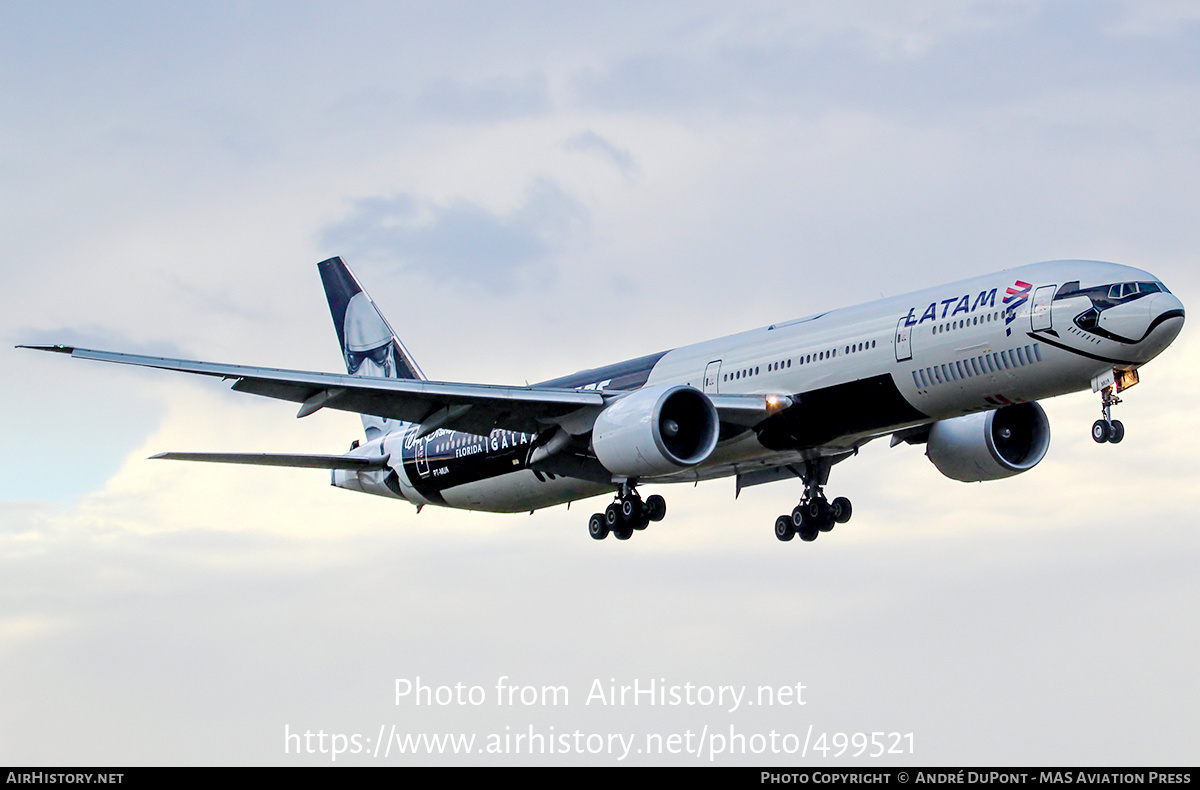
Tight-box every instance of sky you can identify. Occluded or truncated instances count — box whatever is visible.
[2,0,1199,766]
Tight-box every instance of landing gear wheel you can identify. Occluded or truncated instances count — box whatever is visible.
[788,458,847,542]
[646,494,667,522]
[808,498,834,532]
[1094,384,1125,446]
[774,515,795,542]
[588,513,609,540]
[597,482,663,539]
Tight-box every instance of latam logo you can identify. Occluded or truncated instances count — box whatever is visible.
[1002,280,1032,336]
[901,278,1034,336]
[902,288,998,327]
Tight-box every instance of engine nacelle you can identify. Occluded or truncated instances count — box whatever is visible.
[926,402,1051,482]
[592,384,720,478]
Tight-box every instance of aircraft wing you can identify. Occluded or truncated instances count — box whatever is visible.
[149,452,392,470]
[21,345,788,436]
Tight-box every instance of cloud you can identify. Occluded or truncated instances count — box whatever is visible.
[567,2,1200,120]
[3,329,183,503]
[566,131,639,177]
[4,1,1200,767]
[412,73,552,124]
[319,180,587,291]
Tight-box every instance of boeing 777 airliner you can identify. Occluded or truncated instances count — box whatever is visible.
[23,257,1184,543]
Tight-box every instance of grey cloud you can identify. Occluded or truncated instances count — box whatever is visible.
[12,326,191,361]
[320,180,587,291]
[565,131,638,176]
[569,3,1200,120]
[332,73,554,128]
[412,73,551,124]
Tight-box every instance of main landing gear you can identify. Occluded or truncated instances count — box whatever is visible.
[773,458,853,543]
[588,480,666,540]
[1092,385,1125,444]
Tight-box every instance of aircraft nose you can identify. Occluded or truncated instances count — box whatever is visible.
[1140,292,1185,358]
[1152,292,1185,324]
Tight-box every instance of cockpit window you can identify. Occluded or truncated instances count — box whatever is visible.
[1104,281,1161,302]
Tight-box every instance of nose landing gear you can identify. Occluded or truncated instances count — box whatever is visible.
[1092,385,1125,444]
[588,479,666,540]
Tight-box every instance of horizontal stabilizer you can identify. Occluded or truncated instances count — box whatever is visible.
[150,452,391,470]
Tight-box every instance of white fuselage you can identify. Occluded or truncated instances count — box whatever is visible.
[338,260,1184,513]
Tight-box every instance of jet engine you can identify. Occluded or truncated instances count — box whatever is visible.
[592,384,720,478]
[926,402,1051,482]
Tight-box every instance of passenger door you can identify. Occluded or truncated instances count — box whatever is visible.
[1031,285,1056,331]
[894,318,913,362]
[703,360,722,393]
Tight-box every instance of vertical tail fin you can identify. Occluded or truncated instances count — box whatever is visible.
[318,257,425,380]
[317,256,425,438]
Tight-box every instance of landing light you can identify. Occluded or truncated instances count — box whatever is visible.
[765,394,792,412]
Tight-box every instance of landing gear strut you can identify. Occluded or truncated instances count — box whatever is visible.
[588,479,666,540]
[1092,385,1125,444]
[774,458,852,543]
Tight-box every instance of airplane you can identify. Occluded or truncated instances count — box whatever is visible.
[22,257,1185,543]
